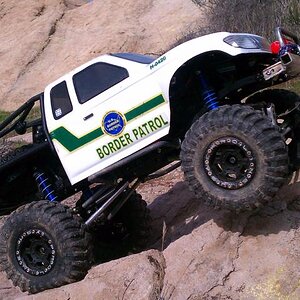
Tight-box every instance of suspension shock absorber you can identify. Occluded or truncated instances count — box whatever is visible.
[34,170,58,202]
[199,72,219,110]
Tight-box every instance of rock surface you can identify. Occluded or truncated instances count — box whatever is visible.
[0,0,203,111]
[2,1,300,299]
[2,169,300,299]
[16,249,165,300]
[152,180,300,300]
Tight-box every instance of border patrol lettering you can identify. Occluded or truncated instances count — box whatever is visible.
[96,115,168,159]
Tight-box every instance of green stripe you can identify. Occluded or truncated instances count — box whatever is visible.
[50,127,104,152]
[50,94,165,152]
[125,94,165,121]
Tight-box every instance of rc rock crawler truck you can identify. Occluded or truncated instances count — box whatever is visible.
[1,27,300,293]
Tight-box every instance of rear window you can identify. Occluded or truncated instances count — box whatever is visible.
[50,81,73,120]
[73,62,129,104]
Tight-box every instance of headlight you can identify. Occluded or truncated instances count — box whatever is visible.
[224,35,270,51]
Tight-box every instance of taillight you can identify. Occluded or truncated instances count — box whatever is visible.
[271,41,280,54]
[271,38,294,54]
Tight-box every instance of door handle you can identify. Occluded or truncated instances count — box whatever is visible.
[83,113,94,121]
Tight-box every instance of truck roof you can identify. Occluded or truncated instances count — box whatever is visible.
[110,53,156,64]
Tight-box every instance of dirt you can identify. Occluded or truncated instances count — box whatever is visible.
[0,0,204,111]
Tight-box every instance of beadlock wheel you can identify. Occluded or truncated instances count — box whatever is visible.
[0,201,92,294]
[180,104,289,211]
[16,229,56,276]
[204,136,256,190]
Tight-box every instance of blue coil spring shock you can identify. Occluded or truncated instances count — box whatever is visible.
[199,72,219,110]
[34,171,58,202]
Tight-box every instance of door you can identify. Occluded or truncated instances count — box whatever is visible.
[44,60,170,185]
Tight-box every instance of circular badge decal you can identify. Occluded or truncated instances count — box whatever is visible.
[103,111,125,136]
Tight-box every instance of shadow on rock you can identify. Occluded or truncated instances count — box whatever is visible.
[148,181,224,249]
[91,179,300,264]
[148,181,300,249]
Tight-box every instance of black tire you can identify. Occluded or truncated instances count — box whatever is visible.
[246,88,300,115]
[246,88,300,171]
[0,201,92,294]
[180,104,289,211]
[0,144,50,215]
[0,140,14,158]
[0,193,38,216]
[0,144,31,167]
[117,192,152,249]
[93,192,152,261]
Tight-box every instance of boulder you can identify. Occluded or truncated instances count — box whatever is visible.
[0,271,23,300]
[16,249,165,300]
[148,178,300,299]
[0,0,204,111]
[1,171,300,299]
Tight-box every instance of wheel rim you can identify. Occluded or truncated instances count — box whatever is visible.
[204,136,256,189]
[15,229,56,276]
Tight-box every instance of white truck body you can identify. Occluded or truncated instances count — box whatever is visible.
[43,32,271,184]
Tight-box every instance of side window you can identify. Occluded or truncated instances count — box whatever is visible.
[73,62,129,104]
[50,81,73,120]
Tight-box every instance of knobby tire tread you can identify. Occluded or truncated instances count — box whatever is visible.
[0,200,91,293]
[180,104,289,211]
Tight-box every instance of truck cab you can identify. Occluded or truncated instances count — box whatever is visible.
[43,53,171,184]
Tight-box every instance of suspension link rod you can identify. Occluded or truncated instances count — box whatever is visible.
[85,181,129,227]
